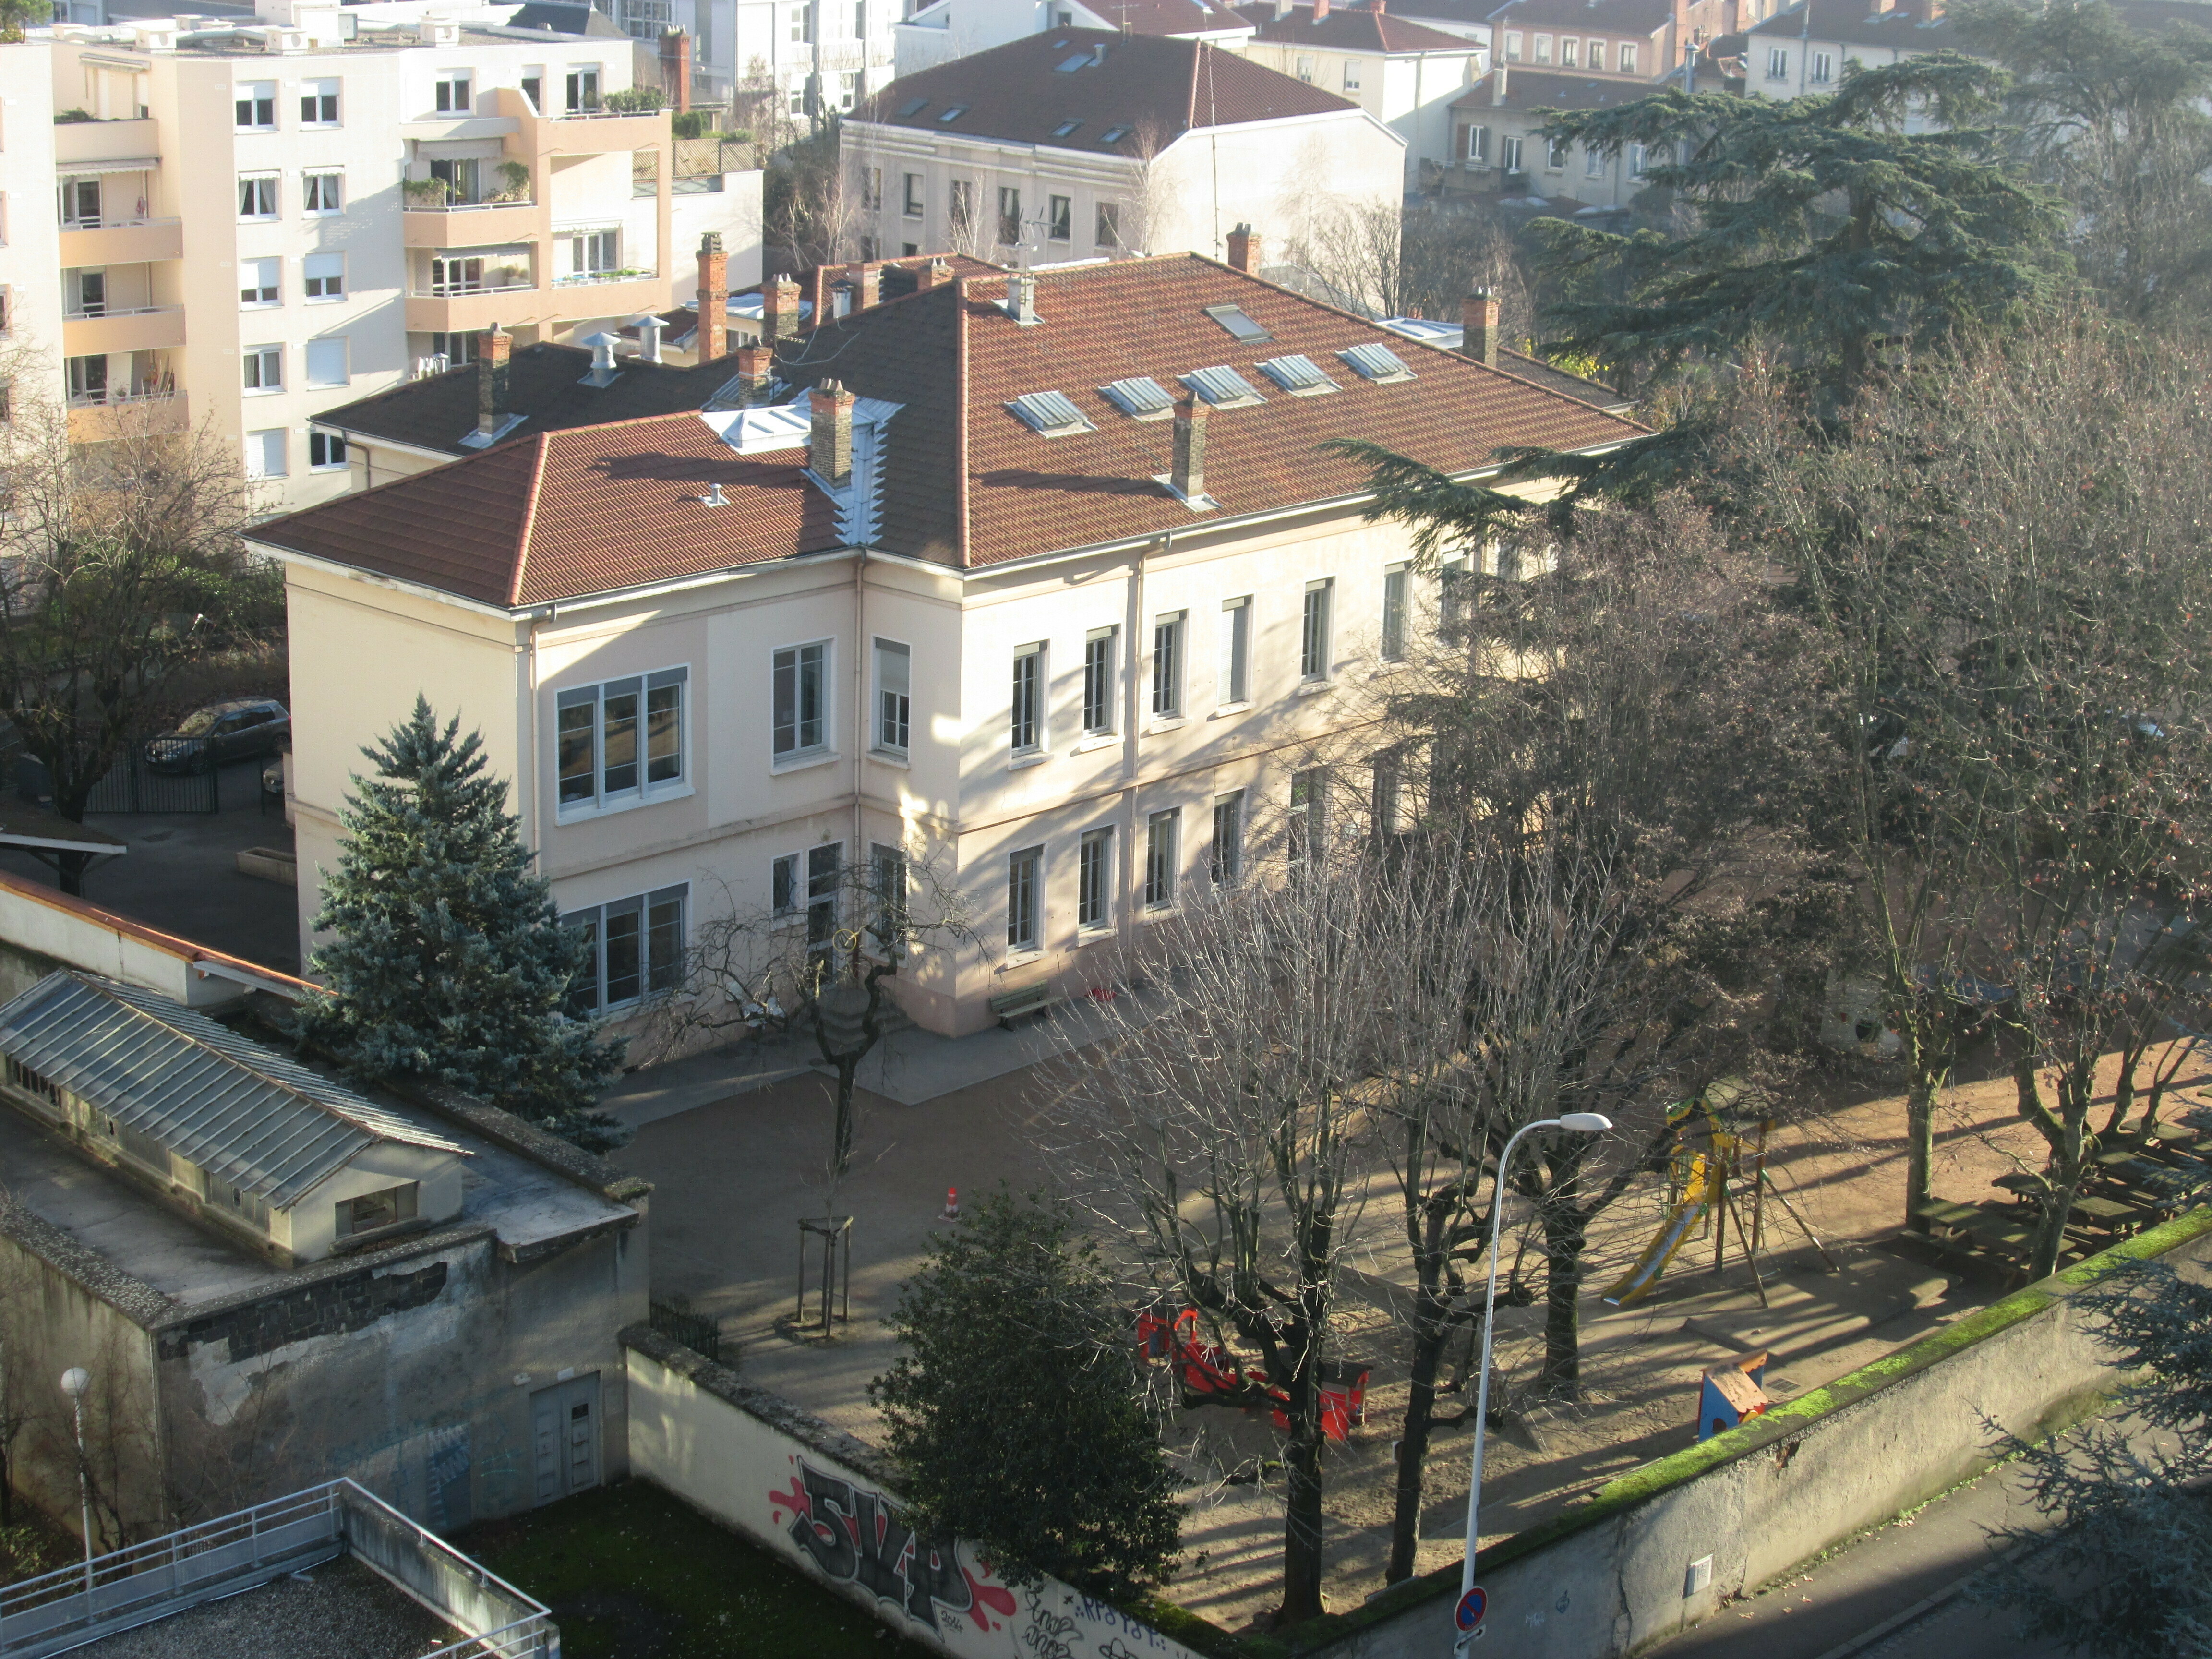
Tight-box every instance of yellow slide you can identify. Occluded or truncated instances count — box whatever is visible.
[1601,1154,1714,1308]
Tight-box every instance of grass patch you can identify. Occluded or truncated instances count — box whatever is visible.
[458,1480,935,1659]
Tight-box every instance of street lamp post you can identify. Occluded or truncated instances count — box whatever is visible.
[59,1366,93,1598]
[1451,1113,1613,1653]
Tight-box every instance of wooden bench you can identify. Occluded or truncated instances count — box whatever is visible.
[989,983,1067,1029]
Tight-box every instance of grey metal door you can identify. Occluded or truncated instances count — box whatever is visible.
[529,1375,601,1506]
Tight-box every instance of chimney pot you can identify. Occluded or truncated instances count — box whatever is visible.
[1461,288,1502,367]
[697,232,729,361]
[763,276,804,343]
[637,314,664,365]
[1226,222,1262,274]
[736,343,777,404]
[477,323,511,438]
[1005,272,1039,325]
[1171,394,1208,501]
[844,262,882,312]
[811,379,856,486]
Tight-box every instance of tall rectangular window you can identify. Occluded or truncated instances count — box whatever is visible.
[870,843,908,957]
[1300,580,1333,681]
[1007,846,1042,951]
[873,638,910,754]
[1619,42,1637,72]
[1382,565,1409,661]
[1078,827,1113,929]
[239,176,277,219]
[300,78,340,125]
[435,71,473,113]
[1144,809,1178,908]
[1082,627,1117,735]
[565,66,601,111]
[235,81,276,129]
[997,186,1022,246]
[1211,792,1244,886]
[806,843,842,951]
[1219,597,1250,705]
[1589,40,1605,70]
[1288,769,1325,863]
[1010,645,1043,754]
[556,668,687,811]
[1152,613,1183,718]
[902,173,924,217]
[772,852,800,916]
[1467,124,1490,163]
[1047,195,1071,241]
[773,642,829,759]
[1095,202,1119,249]
[245,429,286,479]
[564,884,687,1013]
[242,344,283,392]
[303,171,344,214]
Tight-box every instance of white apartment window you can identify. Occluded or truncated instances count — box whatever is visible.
[308,429,347,469]
[1630,143,1668,176]
[902,173,923,217]
[1466,124,1490,163]
[772,642,830,760]
[1503,30,1522,60]
[1219,596,1250,705]
[564,885,687,1013]
[1095,202,1120,249]
[1296,54,1315,82]
[789,85,807,117]
[805,843,842,951]
[239,175,277,219]
[1211,792,1244,886]
[1547,137,1568,170]
[874,637,910,754]
[435,71,473,113]
[1767,46,1788,79]
[1047,195,1071,242]
[432,331,480,366]
[245,428,286,479]
[1144,809,1179,909]
[71,269,106,317]
[1619,41,1638,72]
[1373,752,1410,836]
[62,178,100,227]
[1586,144,1605,178]
[1010,644,1044,754]
[1300,579,1333,681]
[243,344,283,393]
[304,252,344,302]
[789,5,810,41]
[1078,827,1113,930]
[565,66,601,111]
[1810,49,1834,82]
[235,81,276,130]
[1007,846,1043,952]
[240,257,278,306]
[1382,565,1409,661]
[870,843,908,957]
[1288,769,1325,863]
[772,852,801,917]
[1560,36,1579,65]
[1151,612,1183,718]
[300,78,339,125]
[1343,59,1361,90]
[1534,33,1553,61]
[522,66,545,109]
[1082,627,1118,735]
[997,186,1021,246]
[303,171,344,214]
[838,71,859,110]
[558,668,689,810]
[305,337,348,388]
[573,230,617,276]
[1501,135,1525,172]
[67,354,106,401]
[1589,39,1606,69]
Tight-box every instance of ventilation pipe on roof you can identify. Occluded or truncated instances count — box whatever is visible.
[636,314,665,364]
[1226,222,1262,274]
[1005,272,1039,325]
[1091,39,1107,61]
[580,331,623,388]
[811,380,856,486]
[1461,288,1501,367]
[1171,393,1207,501]
[698,231,729,361]
[763,275,803,342]
[477,323,511,440]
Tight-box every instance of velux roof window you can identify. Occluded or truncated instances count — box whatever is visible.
[1010,389,1094,435]
[1101,376,1176,419]
[1203,303,1271,343]
[1182,365,1265,407]
[1341,342,1416,383]
[1259,353,1338,395]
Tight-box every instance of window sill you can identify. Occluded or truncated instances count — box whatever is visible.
[771,749,841,775]
[243,387,285,397]
[1148,715,1186,733]
[1295,677,1334,697]
[868,747,912,769]
[1076,926,1115,947]
[1072,733,1118,754]
[305,295,345,305]
[1000,949,1046,970]
[1210,700,1251,719]
[240,301,280,311]
[1008,751,1049,772]
[555,781,696,824]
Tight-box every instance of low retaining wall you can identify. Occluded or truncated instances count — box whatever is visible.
[1294,1207,2212,1659]
[622,1326,1210,1659]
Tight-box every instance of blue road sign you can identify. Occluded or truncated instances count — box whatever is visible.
[1455,1587,1488,1632]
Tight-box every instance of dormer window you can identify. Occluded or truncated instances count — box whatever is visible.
[1181,365,1264,408]
[1101,376,1176,419]
[1340,342,1416,383]
[1009,390,1094,435]
[1203,303,1271,344]
[1258,353,1338,395]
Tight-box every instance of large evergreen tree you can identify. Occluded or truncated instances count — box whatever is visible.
[303,697,625,1148]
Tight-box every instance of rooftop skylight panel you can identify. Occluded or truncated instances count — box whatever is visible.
[938,104,968,122]
[897,96,929,116]
[1052,119,1083,137]
[1010,389,1095,435]
[1099,124,1131,143]
[1259,353,1338,395]
[1101,376,1177,419]
[1182,365,1265,408]
[1056,51,1093,70]
[1204,303,1272,344]
[1340,342,1416,383]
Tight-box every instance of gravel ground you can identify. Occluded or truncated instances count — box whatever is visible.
[81,1557,461,1659]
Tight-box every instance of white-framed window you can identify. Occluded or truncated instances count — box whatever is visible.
[1810,49,1834,82]
[239,174,278,219]
[435,70,473,113]
[303,171,344,214]
[300,77,339,125]
[67,354,107,402]
[240,257,279,306]
[1619,41,1638,73]
[565,65,601,111]
[1047,194,1072,242]
[788,84,807,117]
[235,81,276,131]
[1501,134,1525,172]
[902,172,923,217]
[242,344,283,393]
[1078,826,1113,930]
[1082,626,1118,735]
[805,842,842,950]
[1767,46,1789,80]
[1533,32,1553,61]
[1300,579,1333,681]
[1382,564,1409,661]
[1211,792,1244,886]
[563,884,687,1014]
[1372,751,1412,837]
[1288,768,1325,863]
[1547,137,1567,170]
[1589,39,1606,69]
[308,429,347,469]
[521,65,545,109]
[1503,30,1522,60]
[1219,596,1251,705]
[1630,143,1650,176]
[573,230,617,276]
[1007,845,1043,952]
[997,185,1021,246]
[70,269,105,318]
[1586,144,1606,178]
[557,667,689,812]
[245,428,286,479]
[1144,809,1179,909]
[771,852,800,917]
[1095,202,1120,249]
[1296,53,1315,82]
[1151,612,1183,718]
[305,337,349,388]
[304,252,344,302]
[1343,58,1361,90]
[838,71,859,110]
[1466,124,1490,163]
[1010,643,1044,754]
[773,641,830,760]
[1560,36,1579,65]
[873,637,910,755]
[789,4,810,41]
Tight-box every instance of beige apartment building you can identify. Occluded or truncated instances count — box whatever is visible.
[248,252,1635,1037]
[24,2,690,511]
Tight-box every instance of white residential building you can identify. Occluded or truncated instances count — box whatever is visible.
[656,0,897,121]
[0,42,67,426]
[893,0,1251,79]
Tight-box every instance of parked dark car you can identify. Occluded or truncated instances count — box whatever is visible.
[143,699,291,773]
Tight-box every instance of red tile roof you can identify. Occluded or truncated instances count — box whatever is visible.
[254,254,1644,606]
[852,30,1358,156]
[1234,1,1483,53]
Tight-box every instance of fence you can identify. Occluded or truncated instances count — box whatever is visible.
[81,738,218,815]
[648,1295,722,1363]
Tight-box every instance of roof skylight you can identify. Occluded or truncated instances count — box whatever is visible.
[1181,365,1265,408]
[1009,389,1095,435]
[1340,342,1416,383]
[1052,119,1083,137]
[897,96,929,116]
[1099,125,1130,143]
[1056,51,1093,70]
[1259,353,1339,395]
[1204,303,1272,344]
[938,104,968,122]
[1101,376,1177,419]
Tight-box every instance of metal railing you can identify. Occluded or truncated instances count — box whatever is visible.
[553,267,657,288]
[420,279,538,298]
[61,303,177,322]
[406,197,537,213]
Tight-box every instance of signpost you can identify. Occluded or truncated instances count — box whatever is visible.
[1454,1586,1488,1645]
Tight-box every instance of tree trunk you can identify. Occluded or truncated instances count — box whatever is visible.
[1903,1070,1938,1227]
[1277,1399,1328,1623]
[1539,1207,1589,1398]
[1386,1278,1456,1583]
[832,1058,859,1181]
[2028,1149,2085,1282]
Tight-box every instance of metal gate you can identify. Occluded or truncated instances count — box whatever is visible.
[84,739,220,815]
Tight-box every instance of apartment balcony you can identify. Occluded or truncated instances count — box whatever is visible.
[61,305,186,357]
[546,268,665,319]
[404,282,543,335]
[402,200,542,249]
[67,390,188,443]
[541,109,670,155]
[52,116,161,170]
[57,217,183,267]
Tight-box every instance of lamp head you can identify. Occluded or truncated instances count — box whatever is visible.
[1557,1113,1613,1134]
[60,1367,89,1399]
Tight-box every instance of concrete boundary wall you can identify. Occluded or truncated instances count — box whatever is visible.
[1291,1208,2212,1659]
[622,1326,1209,1659]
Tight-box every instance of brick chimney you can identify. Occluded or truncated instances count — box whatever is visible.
[919,260,955,290]
[477,322,510,439]
[763,276,803,342]
[1312,0,1329,19]
[735,343,776,404]
[697,232,728,362]
[843,262,882,311]
[1226,222,1262,273]
[1171,394,1207,501]
[1901,0,1941,19]
[660,28,692,112]
[1461,288,1501,367]
[1492,61,1508,102]
[810,380,855,485]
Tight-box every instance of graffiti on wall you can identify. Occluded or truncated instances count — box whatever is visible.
[770,1455,1021,1633]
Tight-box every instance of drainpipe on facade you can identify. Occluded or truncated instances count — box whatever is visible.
[853,544,868,914]
[1118,535,1157,960]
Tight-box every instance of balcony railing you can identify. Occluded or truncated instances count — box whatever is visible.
[62,303,169,322]
[67,387,179,409]
[405,197,537,213]
[421,279,537,298]
[553,266,658,288]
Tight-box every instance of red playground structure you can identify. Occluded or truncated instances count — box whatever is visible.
[1137,1307,1371,1443]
